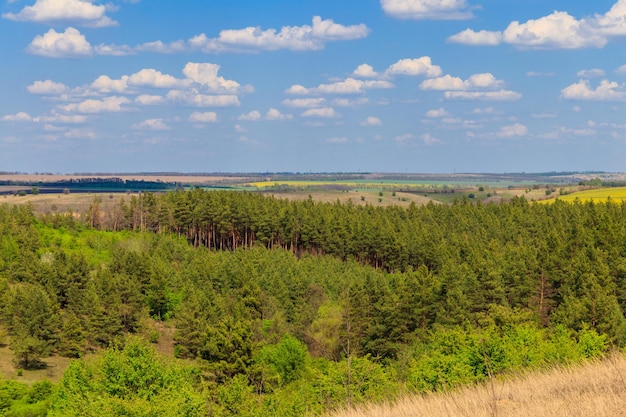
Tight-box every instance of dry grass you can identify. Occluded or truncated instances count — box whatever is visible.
[263,190,439,207]
[327,353,626,417]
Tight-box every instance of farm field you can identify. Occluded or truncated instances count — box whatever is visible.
[547,186,626,203]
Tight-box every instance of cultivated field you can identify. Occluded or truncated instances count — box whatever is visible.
[328,353,626,417]
[550,186,626,203]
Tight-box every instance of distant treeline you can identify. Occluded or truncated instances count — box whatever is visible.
[0,177,177,191]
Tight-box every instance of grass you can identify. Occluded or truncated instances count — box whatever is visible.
[326,352,626,417]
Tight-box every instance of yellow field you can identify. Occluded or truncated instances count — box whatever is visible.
[327,353,626,417]
[544,187,626,203]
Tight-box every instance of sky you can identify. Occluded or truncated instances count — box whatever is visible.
[2,0,626,174]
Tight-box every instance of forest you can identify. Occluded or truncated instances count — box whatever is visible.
[0,190,623,416]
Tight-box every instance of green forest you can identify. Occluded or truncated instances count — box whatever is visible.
[0,190,624,416]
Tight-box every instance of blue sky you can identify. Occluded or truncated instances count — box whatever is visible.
[2,0,626,173]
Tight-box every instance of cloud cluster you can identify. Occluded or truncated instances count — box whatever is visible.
[3,0,116,27]
[448,0,626,49]
[381,0,475,20]
[561,79,626,101]
[25,16,369,58]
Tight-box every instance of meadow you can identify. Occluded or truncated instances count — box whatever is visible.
[328,353,626,417]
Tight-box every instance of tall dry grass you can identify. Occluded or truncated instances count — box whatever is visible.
[328,353,626,417]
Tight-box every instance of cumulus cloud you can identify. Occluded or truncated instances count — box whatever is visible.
[182,63,241,93]
[353,64,379,78]
[302,107,338,118]
[190,16,369,52]
[561,79,626,101]
[90,75,128,93]
[381,0,475,20]
[238,110,262,121]
[128,69,187,89]
[447,29,502,45]
[266,108,292,121]
[132,118,171,130]
[448,2,626,49]
[385,57,442,78]
[28,27,92,57]
[188,111,217,123]
[361,116,382,126]
[422,73,505,91]
[425,108,450,118]
[133,95,163,105]
[3,0,116,27]
[27,80,69,94]
[497,123,528,138]
[287,78,393,95]
[1,112,33,122]
[60,96,130,113]
[394,133,414,143]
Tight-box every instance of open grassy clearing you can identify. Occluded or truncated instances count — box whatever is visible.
[327,353,626,417]
[2,191,129,215]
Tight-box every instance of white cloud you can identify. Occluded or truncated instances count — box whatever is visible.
[561,79,626,101]
[132,118,171,130]
[94,43,134,56]
[425,108,450,118]
[282,98,327,108]
[238,110,262,121]
[444,90,522,101]
[577,69,606,78]
[447,2,626,49]
[289,78,393,96]
[136,40,187,54]
[421,73,504,91]
[381,0,474,20]
[90,75,128,93]
[191,16,369,52]
[353,64,378,78]
[616,64,626,75]
[1,112,32,122]
[302,107,338,118]
[28,27,92,57]
[285,85,309,95]
[61,96,130,113]
[128,69,186,89]
[33,112,87,124]
[27,80,69,94]
[498,123,528,138]
[385,57,442,77]
[266,108,292,121]
[421,133,443,144]
[3,0,116,27]
[361,116,382,126]
[135,95,165,105]
[182,63,241,93]
[447,29,502,45]
[188,111,217,123]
